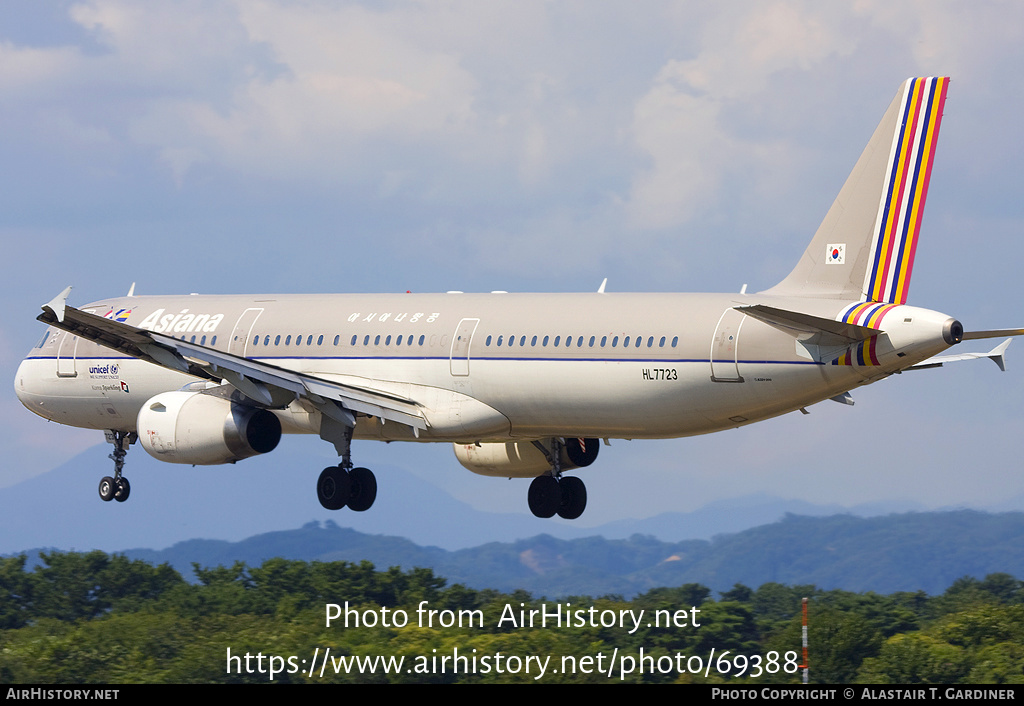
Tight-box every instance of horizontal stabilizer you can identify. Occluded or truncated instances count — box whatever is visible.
[737,305,879,343]
[962,328,1024,341]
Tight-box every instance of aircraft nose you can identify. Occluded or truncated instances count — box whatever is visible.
[14,355,52,415]
[15,358,31,407]
[14,357,38,408]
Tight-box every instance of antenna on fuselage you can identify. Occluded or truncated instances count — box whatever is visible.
[597,278,607,294]
[127,282,136,297]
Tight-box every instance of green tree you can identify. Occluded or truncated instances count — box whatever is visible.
[856,633,969,684]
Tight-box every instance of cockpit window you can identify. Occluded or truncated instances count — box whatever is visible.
[35,331,50,349]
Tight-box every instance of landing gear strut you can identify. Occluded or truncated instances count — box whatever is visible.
[527,438,589,520]
[316,420,377,512]
[100,430,135,503]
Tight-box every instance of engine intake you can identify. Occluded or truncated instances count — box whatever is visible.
[137,390,281,465]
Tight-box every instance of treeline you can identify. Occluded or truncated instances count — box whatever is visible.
[1,551,1022,683]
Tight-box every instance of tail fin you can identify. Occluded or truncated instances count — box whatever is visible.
[766,77,949,302]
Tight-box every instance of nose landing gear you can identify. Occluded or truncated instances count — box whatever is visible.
[99,430,135,503]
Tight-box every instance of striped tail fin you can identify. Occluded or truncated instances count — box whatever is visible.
[765,77,949,302]
[864,77,949,304]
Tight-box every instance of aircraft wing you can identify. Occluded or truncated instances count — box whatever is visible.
[37,287,428,431]
[908,339,1012,371]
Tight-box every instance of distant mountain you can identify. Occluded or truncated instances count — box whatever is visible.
[0,442,936,555]
[96,510,1024,597]
[9,445,1020,595]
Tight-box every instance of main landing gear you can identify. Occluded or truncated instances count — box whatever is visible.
[316,422,377,512]
[526,438,590,520]
[317,465,377,512]
[528,474,587,519]
[99,430,135,503]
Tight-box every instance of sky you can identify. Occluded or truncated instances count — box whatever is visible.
[2,1,1024,534]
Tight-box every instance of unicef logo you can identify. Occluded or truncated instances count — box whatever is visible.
[110,364,119,376]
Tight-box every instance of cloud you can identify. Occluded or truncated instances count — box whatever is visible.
[624,3,860,230]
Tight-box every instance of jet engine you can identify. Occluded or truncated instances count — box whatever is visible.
[453,438,599,477]
[137,390,281,465]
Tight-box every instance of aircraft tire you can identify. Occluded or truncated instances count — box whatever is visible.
[556,476,587,520]
[564,438,599,468]
[99,476,116,502]
[528,475,561,518]
[114,477,131,503]
[317,466,350,511]
[348,467,377,512]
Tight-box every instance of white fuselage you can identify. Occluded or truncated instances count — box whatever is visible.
[15,291,956,444]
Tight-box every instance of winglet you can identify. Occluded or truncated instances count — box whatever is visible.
[987,338,1011,372]
[41,286,73,324]
[907,338,1013,371]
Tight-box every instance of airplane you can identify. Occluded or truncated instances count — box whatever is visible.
[14,77,1024,520]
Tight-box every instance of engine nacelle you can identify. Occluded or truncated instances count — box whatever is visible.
[137,390,281,465]
[453,438,599,477]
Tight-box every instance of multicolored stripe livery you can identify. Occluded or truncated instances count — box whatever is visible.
[831,337,882,367]
[837,301,899,327]
[831,302,898,366]
[863,76,948,304]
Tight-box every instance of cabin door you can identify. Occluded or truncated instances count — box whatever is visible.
[450,318,480,376]
[710,309,745,382]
